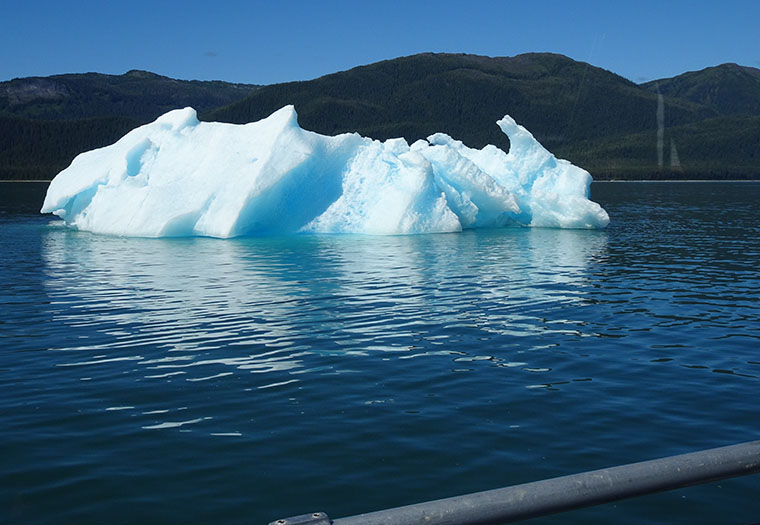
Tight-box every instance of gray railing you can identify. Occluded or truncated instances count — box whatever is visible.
[270,440,760,525]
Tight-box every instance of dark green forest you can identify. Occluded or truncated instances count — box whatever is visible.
[0,71,257,179]
[2,54,759,180]
[0,116,139,180]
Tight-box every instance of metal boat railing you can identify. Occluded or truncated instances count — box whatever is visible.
[270,440,760,525]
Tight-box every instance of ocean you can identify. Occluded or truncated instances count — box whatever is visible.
[1,181,758,524]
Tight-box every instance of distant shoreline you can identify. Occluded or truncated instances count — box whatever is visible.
[596,179,760,183]
[3,178,759,184]
[1,180,51,183]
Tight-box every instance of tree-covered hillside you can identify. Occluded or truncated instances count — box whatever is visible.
[643,64,760,117]
[0,71,257,179]
[0,116,139,180]
[0,70,257,121]
[2,54,759,181]
[207,53,715,152]
[207,53,758,179]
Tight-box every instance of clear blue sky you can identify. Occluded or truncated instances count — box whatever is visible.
[2,0,758,85]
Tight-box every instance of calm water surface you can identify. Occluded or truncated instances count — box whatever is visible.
[1,181,759,524]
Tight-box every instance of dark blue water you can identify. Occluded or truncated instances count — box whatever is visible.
[2,181,759,524]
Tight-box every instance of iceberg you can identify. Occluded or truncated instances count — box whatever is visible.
[41,106,609,237]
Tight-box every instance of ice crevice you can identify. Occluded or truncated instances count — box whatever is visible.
[41,105,609,237]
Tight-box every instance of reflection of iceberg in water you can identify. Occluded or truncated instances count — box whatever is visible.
[489,228,609,338]
[42,232,312,380]
[42,226,607,389]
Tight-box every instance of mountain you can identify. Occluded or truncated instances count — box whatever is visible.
[206,52,715,153]
[2,54,759,181]
[0,71,258,180]
[643,64,760,117]
[0,70,258,121]
[206,53,758,179]
[0,116,139,181]
[558,114,760,178]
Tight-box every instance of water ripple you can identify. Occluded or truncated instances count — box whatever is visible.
[2,182,759,524]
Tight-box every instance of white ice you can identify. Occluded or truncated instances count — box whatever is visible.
[41,106,609,237]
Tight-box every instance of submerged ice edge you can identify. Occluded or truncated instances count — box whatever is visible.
[41,105,610,237]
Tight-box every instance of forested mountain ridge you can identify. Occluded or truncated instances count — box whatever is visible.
[207,52,716,151]
[0,71,258,180]
[643,63,760,117]
[0,70,258,121]
[206,53,758,179]
[2,54,759,181]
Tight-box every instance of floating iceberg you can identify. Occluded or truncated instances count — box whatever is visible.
[41,106,609,237]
